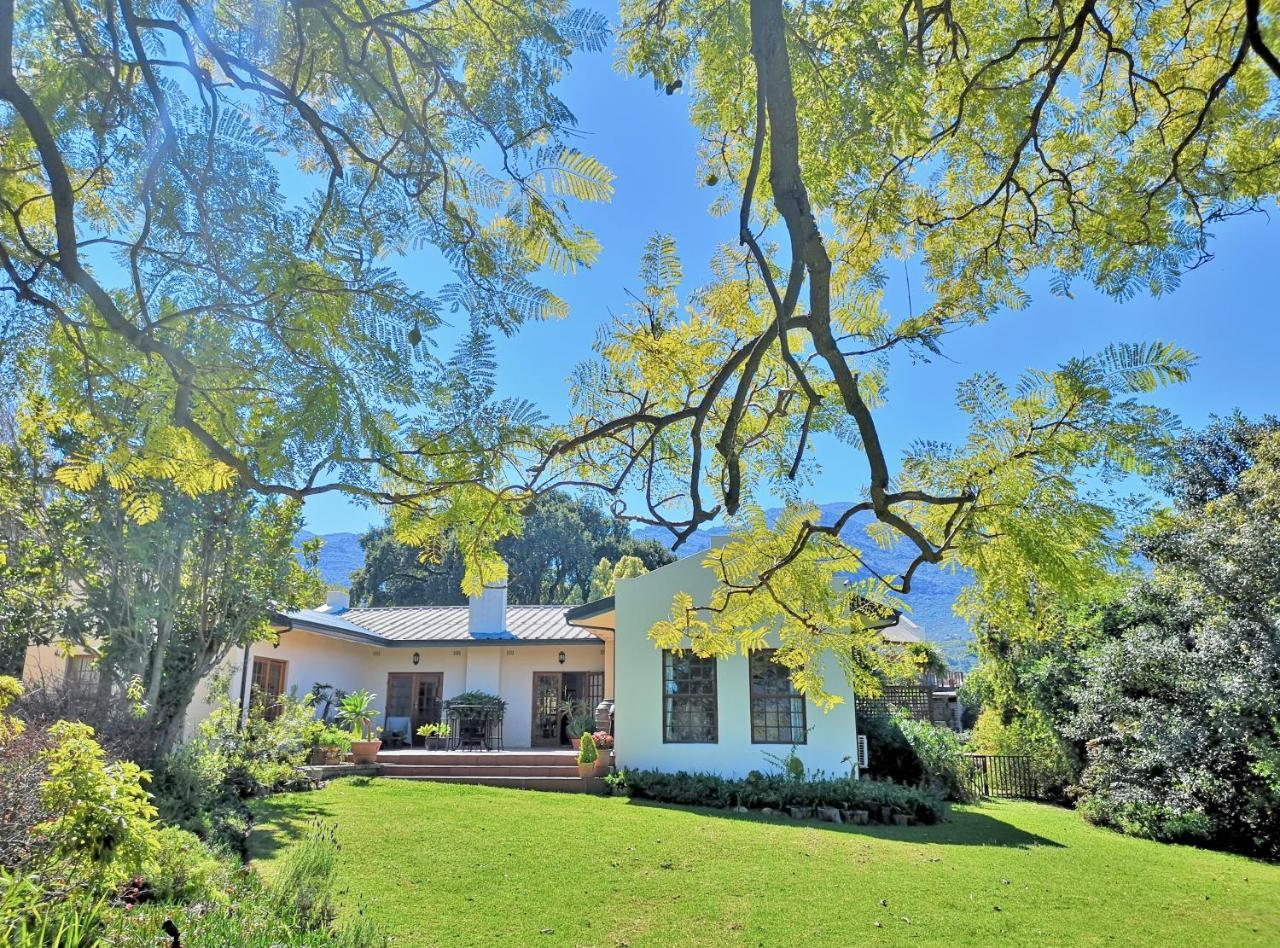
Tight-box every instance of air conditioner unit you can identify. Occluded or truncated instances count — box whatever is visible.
[856,734,869,770]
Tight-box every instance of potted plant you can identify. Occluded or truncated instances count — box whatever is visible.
[337,689,382,763]
[562,699,595,749]
[576,731,599,778]
[310,724,352,765]
[416,721,451,751]
[590,730,614,775]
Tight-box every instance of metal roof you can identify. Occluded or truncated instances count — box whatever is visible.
[274,604,602,647]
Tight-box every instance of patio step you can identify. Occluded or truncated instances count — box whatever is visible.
[375,751,578,767]
[379,774,606,793]
[378,763,580,778]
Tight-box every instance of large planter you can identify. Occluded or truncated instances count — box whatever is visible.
[351,739,382,764]
[425,736,447,751]
[570,737,582,751]
[593,754,611,777]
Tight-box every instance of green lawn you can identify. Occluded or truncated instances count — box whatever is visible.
[250,778,1280,946]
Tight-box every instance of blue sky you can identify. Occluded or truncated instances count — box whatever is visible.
[302,23,1280,536]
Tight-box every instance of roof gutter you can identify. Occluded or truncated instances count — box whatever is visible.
[271,613,602,648]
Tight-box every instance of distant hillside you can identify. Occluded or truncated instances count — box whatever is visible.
[296,530,365,588]
[299,504,977,669]
[634,503,975,669]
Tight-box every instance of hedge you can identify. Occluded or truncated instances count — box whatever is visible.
[606,769,946,824]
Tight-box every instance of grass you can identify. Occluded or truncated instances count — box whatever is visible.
[250,778,1280,946]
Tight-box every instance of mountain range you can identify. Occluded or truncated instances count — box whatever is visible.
[298,503,975,668]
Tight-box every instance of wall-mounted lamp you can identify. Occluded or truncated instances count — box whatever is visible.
[558,651,566,665]
[412,652,420,666]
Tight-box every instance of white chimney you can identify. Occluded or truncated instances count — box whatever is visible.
[321,587,349,613]
[468,581,508,636]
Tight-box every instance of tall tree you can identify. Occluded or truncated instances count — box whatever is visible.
[351,491,673,606]
[2,398,323,758]
[517,0,1279,701]
[0,0,610,510]
[1068,416,1280,857]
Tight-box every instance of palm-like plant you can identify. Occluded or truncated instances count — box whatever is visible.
[336,689,380,741]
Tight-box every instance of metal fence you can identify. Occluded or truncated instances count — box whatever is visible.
[960,754,1039,799]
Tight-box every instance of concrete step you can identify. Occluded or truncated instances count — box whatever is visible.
[379,763,580,778]
[379,773,606,793]
[375,752,578,767]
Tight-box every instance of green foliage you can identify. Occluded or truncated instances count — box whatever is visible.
[336,690,380,742]
[1071,421,1280,857]
[0,0,611,526]
[0,870,108,947]
[153,686,316,850]
[274,822,343,928]
[577,731,599,765]
[969,708,1078,801]
[1,409,324,759]
[98,842,388,947]
[443,692,507,721]
[145,826,234,905]
[0,675,23,743]
[312,725,354,754]
[353,491,672,607]
[561,699,596,738]
[892,712,973,802]
[610,769,945,824]
[36,721,159,886]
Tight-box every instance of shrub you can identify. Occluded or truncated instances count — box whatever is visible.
[0,727,54,869]
[893,712,973,802]
[152,685,316,854]
[969,707,1078,800]
[145,826,234,904]
[272,821,342,930]
[855,712,925,785]
[37,720,159,887]
[577,732,599,765]
[611,769,946,824]
[98,856,389,947]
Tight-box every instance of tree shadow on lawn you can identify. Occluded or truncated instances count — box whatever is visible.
[620,799,1065,849]
[247,789,342,861]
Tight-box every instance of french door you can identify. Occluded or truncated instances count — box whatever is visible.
[386,672,443,744]
[531,671,605,746]
[532,673,563,746]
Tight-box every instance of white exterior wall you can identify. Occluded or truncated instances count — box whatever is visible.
[612,554,860,779]
[182,629,604,746]
[497,643,607,745]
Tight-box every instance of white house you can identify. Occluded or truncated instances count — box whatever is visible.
[26,550,880,781]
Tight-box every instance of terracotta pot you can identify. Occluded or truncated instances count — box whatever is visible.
[593,755,610,776]
[351,739,382,764]
[570,737,581,750]
[577,760,596,778]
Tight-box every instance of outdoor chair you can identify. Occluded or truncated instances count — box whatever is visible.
[383,716,412,748]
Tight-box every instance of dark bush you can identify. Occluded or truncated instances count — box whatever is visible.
[0,726,53,869]
[855,712,926,785]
